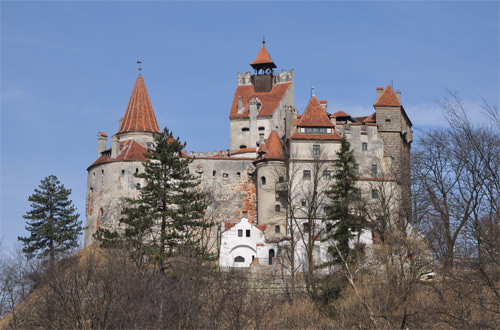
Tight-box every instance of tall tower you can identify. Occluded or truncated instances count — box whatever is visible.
[229,41,294,154]
[373,84,413,220]
[84,72,161,247]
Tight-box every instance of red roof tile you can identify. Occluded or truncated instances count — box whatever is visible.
[250,44,276,67]
[117,74,161,135]
[297,96,334,127]
[229,82,292,118]
[374,84,401,107]
[257,130,285,160]
[256,224,267,232]
[363,112,376,123]
[331,110,350,118]
[288,128,342,141]
[225,222,236,231]
[231,148,257,156]
[88,139,148,169]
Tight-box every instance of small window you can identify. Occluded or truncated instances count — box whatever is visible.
[279,176,284,183]
[303,170,311,180]
[323,170,331,180]
[147,142,153,150]
[102,169,104,174]
[241,127,250,132]
[121,170,125,175]
[258,126,265,131]
[372,189,379,199]
[353,164,359,174]
[223,173,229,178]
[213,170,216,177]
[246,229,251,237]
[136,183,141,189]
[313,144,320,155]
[301,199,307,207]
[275,205,280,212]
[93,172,96,177]
[261,176,266,185]
[238,229,243,237]
[355,188,361,199]
[234,256,245,263]
[90,187,93,192]
[135,168,139,174]
[385,118,391,123]
[372,164,378,176]
[275,225,280,233]
[326,222,333,232]
[362,142,368,151]
[303,222,310,233]
[237,172,241,178]
[239,145,247,149]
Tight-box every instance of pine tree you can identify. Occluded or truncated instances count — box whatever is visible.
[18,175,82,261]
[120,128,210,271]
[325,137,359,264]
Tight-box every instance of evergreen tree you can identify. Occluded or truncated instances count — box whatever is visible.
[18,175,82,261]
[325,137,359,263]
[119,128,210,271]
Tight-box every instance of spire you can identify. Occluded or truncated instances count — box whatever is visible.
[250,41,277,71]
[298,96,334,127]
[374,84,401,107]
[116,74,161,135]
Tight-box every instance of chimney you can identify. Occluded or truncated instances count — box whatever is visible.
[97,132,108,157]
[396,90,401,103]
[376,87,383,100]
[320,100,328,112]
[111,135,120,158]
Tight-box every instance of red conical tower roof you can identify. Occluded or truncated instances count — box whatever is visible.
[250,41,277,70]
[257,130,285,160]
[374,84,401,107]
[298,96,335,127]
[117,74,161,135]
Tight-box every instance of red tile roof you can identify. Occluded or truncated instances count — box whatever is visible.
[256,224,267,232]
[88,139,148,170]
[256,130,285,160]
[363,112,376,123]
[250,44,275,67]
[374,84,401,107]
[225,222,236,231]
[297,96,334,127]
[331,110,350,118]
[288,128,342,141]
[117,74,161,135]
[229,82,292,118]
[231,148,257,156]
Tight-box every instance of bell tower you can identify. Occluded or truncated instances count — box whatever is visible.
[250,39,277,93]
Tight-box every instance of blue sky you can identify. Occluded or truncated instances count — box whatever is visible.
[1,1,498,251]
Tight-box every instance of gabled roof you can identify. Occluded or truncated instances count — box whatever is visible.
[88,139,148,170]
[297,96,334,127]
[250,44,277,69]
[256,130,285,161]
[117,74,161,135]
[374,84,401,107]
[229,82,292,118]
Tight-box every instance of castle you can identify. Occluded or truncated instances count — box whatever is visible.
[84,42,413,269]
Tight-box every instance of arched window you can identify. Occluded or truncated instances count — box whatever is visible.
[269,249,275,265]
[261,176,266,185]
[362,142,368,151]
[234,256,245,263]
[275,205,280,212]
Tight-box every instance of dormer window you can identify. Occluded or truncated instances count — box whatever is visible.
[302,127,331,134]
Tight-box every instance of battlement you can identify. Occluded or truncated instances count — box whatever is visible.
[189,150,230,158]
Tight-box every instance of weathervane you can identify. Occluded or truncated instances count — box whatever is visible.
[311,85,315,97]
[262,32,265,45]
[137,57,142,73]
